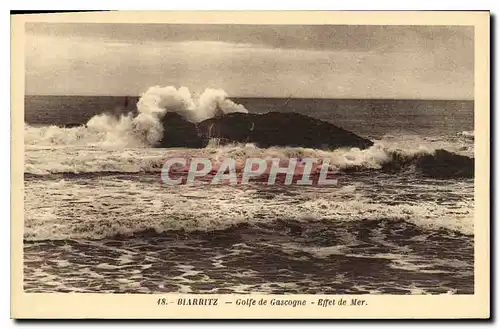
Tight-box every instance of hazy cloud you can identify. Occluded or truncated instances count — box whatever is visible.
[25,23,474,99]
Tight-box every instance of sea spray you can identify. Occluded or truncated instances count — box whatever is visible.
[134,86,248,145]
[25,86,247,148]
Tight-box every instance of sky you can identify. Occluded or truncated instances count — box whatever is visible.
[25,23,474,99]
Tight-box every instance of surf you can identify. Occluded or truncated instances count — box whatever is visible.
[24,137,473,179]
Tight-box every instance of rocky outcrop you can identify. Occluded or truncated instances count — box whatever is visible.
[198,112,374,149]
[157,112,205,148]
[157,111,373,150]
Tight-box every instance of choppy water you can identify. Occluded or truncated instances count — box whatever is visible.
[23,94,475,294]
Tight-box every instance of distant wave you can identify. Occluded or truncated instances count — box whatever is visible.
[457,130,474,141]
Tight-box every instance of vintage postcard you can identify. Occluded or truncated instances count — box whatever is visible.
[11,11,490,319]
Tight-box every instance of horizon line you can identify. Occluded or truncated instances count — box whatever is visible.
[24,94,474,102]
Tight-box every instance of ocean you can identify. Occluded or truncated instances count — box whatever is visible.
[23,93,475,294]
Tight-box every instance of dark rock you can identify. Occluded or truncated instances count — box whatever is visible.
[157,112,206,148]
[196,112,373,150]
[156,111,373,150]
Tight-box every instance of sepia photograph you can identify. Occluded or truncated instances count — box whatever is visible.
[11,11,490,319]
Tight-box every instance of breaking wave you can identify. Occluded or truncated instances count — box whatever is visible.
[25,138,473,178]
[457,130,474,141]
[25,86,247,148]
